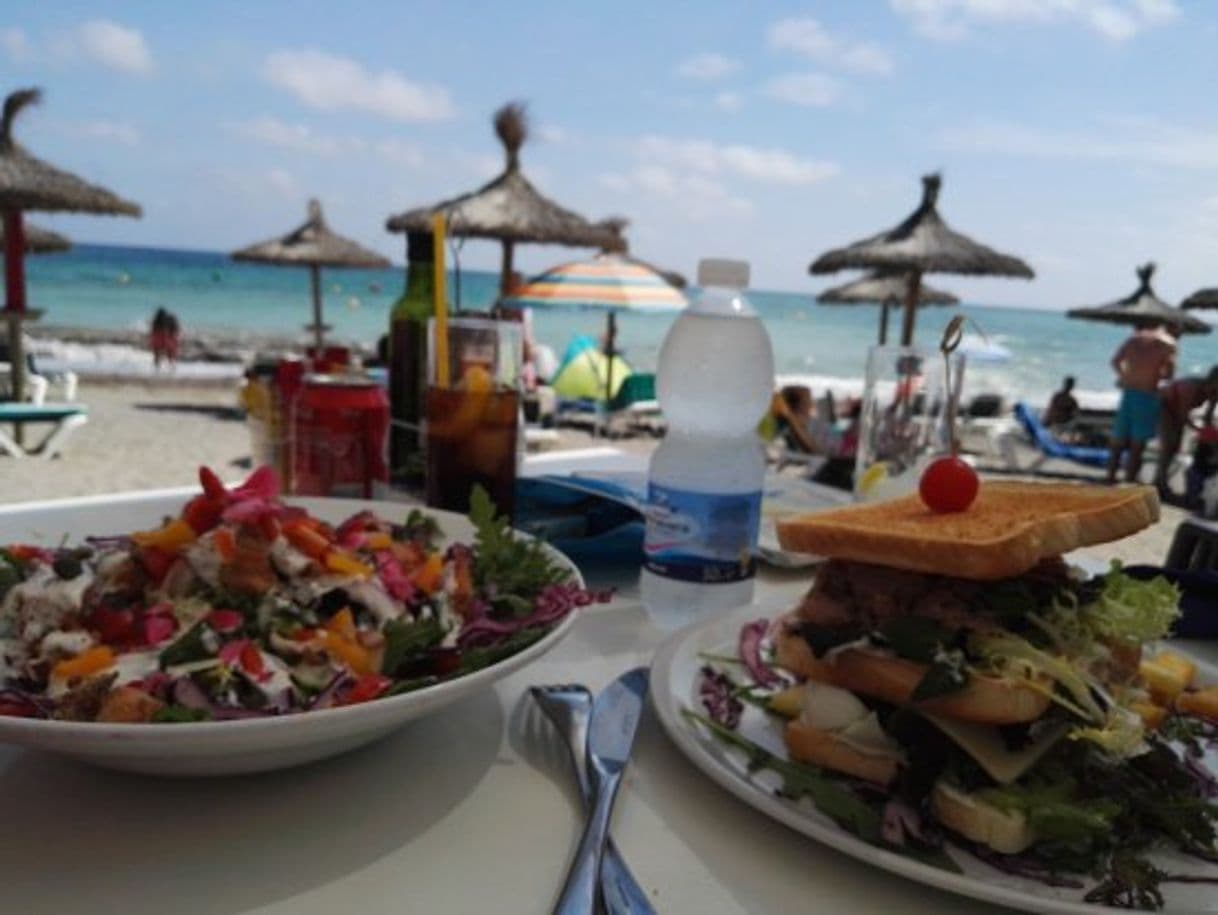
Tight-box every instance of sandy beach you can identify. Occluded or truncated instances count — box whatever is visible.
[0,378,1184,570]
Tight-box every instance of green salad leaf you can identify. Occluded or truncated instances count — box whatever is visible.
[0,548,24,602]
[1082,564,1180,644]
[381,617,445,676]
[469,485,569,610]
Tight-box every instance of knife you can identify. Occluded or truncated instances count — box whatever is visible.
[551,667,650,915]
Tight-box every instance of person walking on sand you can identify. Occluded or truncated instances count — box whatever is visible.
[149,307,181,369]
[1154,366,1218,497]
[1106,323,1176,484]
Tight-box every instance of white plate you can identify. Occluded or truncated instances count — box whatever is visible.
[651,599,1218,914]
[0,492,580,777]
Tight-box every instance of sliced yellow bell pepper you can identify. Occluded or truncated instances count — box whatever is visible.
[413,552,445,594]
[131,518,197,554]
[52,646,115,681]
[322,632,374,675]
[364,532,393,551]
[325,608,357,641]
[324,549,372,578]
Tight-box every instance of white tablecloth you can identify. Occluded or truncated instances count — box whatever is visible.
[0,480,1210,915]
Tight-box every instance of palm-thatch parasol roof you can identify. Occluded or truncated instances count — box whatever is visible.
[0,220,69,254]
[1182,288,1218,311]
[818,271,958,306]
[233,199,390,351]
[385,102,617,292]
[1068,263,1210,336]
[809,174,1032,344]
[0,86,139,416]
[234,199,389,269]
[818,270,958,344]
[0,89,141,216]
[599,217,686,288]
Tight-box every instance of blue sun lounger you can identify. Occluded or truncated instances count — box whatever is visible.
[0,402,89,459]
[1007,401,1110,471]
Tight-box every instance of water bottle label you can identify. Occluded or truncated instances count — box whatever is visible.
[643,483,761,584]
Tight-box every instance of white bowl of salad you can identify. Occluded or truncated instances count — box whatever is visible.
[0,467,601,776]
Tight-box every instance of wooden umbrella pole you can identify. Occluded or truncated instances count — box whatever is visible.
[309,264,324,355]
[3,211,27,445]
[900,270,921,347]
[878,301,890,345]
[605,311,617,402]
[499,239,515,296]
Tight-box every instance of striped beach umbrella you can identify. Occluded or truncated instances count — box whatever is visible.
[502,252,686,404]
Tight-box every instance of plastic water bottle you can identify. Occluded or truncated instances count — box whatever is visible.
[640,258,775,629]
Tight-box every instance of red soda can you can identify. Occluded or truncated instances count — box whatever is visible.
[291,374,389,499]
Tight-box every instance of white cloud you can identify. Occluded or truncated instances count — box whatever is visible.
[0,27,29,61]
[714,91,743,113]
[231,116,365,156]
[634,136,839,185]
[891,0,1179,41]
[675,52,740,80]
[61,120,141,146]
[75,20,153,74]
[938,116,1218,168]
[264,50,454,122]
[762,72,845,108]
[768,18,894,75]
[598,166,752,213]
[373,138,425,168]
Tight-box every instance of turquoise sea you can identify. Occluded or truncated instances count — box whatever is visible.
[24,244,1218,403]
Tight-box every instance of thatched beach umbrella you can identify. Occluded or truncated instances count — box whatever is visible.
[385,103,618,294]
[0,220,69,254]
[1182,288,1218,311]
[0,86,139,411]
[810,174,1033,345]
[1068,263,1209,336]
[818,271,958,345]
[233,199,390,352]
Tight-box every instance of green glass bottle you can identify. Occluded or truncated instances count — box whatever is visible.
[389,230,435,484]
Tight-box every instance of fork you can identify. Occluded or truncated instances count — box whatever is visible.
[530,684,656,915]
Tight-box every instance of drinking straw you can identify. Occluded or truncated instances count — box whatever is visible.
[432,212,450,388]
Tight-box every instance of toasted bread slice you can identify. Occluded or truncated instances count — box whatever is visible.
[784,720,899,786]
[776,481,1158,580]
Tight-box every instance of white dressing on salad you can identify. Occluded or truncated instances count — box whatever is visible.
[3,565,94,641]
[39,629,95,659]
[269,537,313,578]
[47,648,161,698]
[184,536,224,589]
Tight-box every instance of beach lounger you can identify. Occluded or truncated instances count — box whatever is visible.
[0,402,89,459]
[1000,401,1110,472]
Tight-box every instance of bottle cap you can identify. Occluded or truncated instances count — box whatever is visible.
[697,258,749,289]
[406,230,435,263]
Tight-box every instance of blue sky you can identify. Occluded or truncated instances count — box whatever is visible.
[3,0,1216,308]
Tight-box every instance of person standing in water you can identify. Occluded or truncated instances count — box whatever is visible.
[1106,323,1176,484]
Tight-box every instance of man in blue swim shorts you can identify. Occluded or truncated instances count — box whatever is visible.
[1106,324,1176,484]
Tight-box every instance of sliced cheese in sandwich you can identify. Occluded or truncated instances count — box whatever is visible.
[923,712,1069,785]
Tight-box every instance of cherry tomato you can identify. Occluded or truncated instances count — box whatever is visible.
[919,456,980,513]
